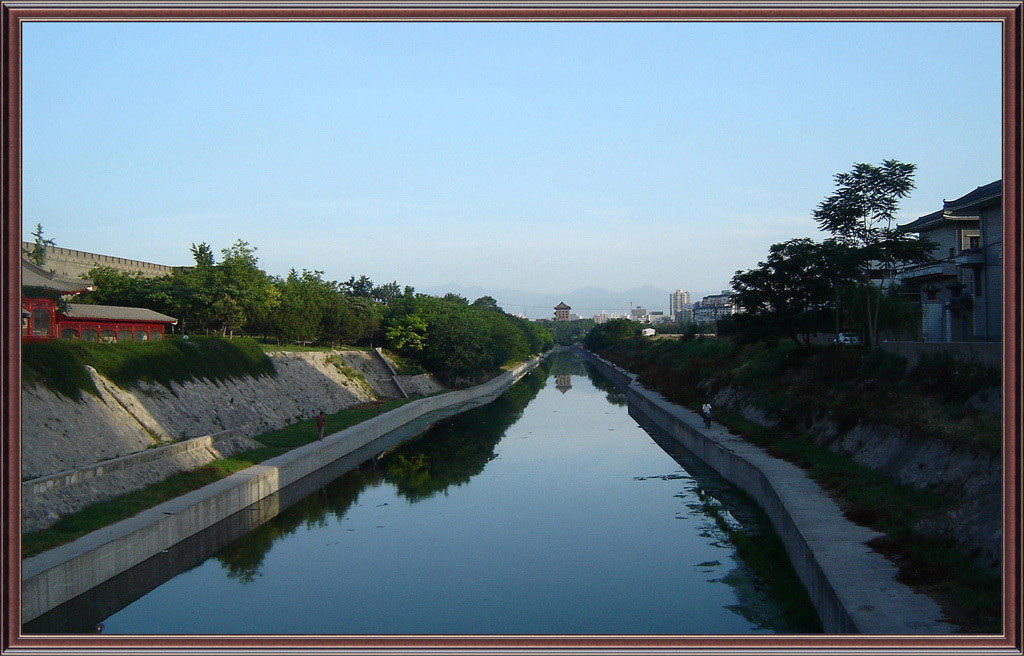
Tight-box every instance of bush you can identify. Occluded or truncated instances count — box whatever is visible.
[910,353,1000,404]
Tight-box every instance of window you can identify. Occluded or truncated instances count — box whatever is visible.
[948,247,955,259]
[969,236,981,250]
[31,308,51,336]
[100,329,116,343]
[150,331,163,341]
[60,328,79,339]
[118,330,132,342]
[22,313,29,335]
[134,330,149,341]
[82,329,98,341]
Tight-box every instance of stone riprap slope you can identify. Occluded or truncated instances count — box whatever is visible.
[21,350,414,482]
[711,384,1002,570]
[23,431,263,532]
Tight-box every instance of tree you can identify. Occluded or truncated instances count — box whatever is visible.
[212,240,280,336]
[342,275,375,298]
[442,293,468,304]
[584,318,640,351]
[23,224,55,266]
[372,281,402,305]
[385,313,428,351]
[731,238,860,347]
[190,242,215,268]
[812,160,935,346]
[471,296,501,312]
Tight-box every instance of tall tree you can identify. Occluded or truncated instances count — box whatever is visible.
[342,275,375,298]
[812,160,934,346]
[731,239,856,346]
[23,224,55,266]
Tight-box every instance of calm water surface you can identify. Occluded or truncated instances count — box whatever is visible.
[51,353,812,634]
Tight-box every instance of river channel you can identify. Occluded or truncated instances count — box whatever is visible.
[26,351,819,635]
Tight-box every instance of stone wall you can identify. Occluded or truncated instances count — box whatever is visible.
[21,349,407,481]
[22,431,263,532]
[22,243,179,280]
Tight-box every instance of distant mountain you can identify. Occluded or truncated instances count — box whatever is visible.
[418,283,675,319]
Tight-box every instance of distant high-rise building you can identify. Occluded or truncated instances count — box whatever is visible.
[631,306,650,324]
[693,291,737,324]
[554,302,572,322]
[670,290,692,322]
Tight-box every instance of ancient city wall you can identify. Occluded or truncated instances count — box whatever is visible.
[22,243,181,280]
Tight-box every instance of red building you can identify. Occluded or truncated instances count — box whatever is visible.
[21,260,177,343]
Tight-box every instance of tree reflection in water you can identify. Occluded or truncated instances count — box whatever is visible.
[213,366,549,583]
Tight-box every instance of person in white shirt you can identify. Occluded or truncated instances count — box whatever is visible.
[701,402,712,429]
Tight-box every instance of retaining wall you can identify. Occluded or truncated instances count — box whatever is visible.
[581,348,951,635]
[21,357,544,624]
[21,430,263,532]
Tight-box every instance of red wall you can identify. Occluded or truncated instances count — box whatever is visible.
[21,298,169,343]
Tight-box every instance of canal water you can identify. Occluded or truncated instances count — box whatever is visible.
[28,352,818,635]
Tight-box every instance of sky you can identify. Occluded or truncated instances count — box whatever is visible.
[21,21,1002,301]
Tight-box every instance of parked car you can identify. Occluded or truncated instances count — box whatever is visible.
[833,332,862,346]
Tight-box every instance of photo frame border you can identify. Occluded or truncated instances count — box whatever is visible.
[1,2,1020,653]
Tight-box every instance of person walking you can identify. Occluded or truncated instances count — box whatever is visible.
[701,401,712,429]
[316,410,327,441]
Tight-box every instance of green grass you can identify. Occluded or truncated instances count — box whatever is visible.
[381,349,426,375]
[21,397,413,558]
[326,355,373,391]
[22,337,275,400]
[751,417,1001,633]
[604,338,1000,453]
[714,409,1001,633]
[597,340,1002,632]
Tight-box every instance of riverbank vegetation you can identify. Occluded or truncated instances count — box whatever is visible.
[21,397,413,558]
[538,318,595,346]
[73,240,551,384]
[22,336,274,400]
[584,325,1000,631]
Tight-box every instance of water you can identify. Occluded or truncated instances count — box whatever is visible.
[28,352,815,634]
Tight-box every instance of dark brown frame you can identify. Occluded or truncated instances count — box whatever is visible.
[2,3,1020,653]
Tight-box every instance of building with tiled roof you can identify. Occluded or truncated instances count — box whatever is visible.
[21,259,177,343]
[897,180,1002,342]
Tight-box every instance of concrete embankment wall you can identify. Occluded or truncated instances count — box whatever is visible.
[21,430,263,532]
[21,357,543,624]
[581,348,951,635]
[20,350,400,481]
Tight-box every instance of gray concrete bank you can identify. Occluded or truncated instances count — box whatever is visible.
[582,348,952,634]
[21,357,544,624]
[21,430,263,533]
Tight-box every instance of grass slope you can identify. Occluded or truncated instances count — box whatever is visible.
[23,337,275,401]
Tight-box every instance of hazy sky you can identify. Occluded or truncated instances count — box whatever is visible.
[22,21,1002,299]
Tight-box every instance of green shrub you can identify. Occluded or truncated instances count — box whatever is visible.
[22,336,275,399]
[911,353,1000,404]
